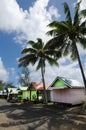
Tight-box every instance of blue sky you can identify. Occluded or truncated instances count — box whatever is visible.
[0,0,86,86]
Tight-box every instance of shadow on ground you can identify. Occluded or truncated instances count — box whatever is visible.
[0,100,86,130]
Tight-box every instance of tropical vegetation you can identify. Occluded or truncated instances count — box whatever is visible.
[47,1,86,91]
[19,67,31,87]
[18,38,59,103]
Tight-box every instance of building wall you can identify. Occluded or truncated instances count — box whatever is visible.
[53,79,66,87]
[50,88,85,105]
[18,90,37,101]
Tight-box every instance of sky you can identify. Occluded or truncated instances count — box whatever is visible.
[0,0,86,86]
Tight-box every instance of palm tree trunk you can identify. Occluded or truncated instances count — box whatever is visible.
[75,43,86,93]
[41,60,47,104]
[30,89,31,101]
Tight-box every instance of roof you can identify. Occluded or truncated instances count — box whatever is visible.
[18,87,28,91]
[49,76,83,88]
[32,82,49,90]
[8,88,18,94]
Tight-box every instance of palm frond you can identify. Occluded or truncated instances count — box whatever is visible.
[74,6,80,26]
[75,0,81,11]
[47,21,58,28]
[59,21,70,28]
[70,51,77,61]
[36,59,45,73]
[37,38,43,45]
[30,57,38,66]
[18,61,27,67]
[36,38,44,49]
[28,40,38,49]
[79,21,86,35]
[27,41,35,46]
[18,57,30,67]
[80,20,86,28]
[36,61,41,71]
[44,49,54,55]
[78,37,86,48]
[45,55,59,66]
[19,53,34,61]
[46,29,58,36]
[21,48,36,54]
[63,43,71,56]
[70,43,77,61]
[46,34,65,49]
[63,2,72,24]
[47,21,69,35]
[18,54,37,67]
[80,9,86,17]
[54,50,62,59]
[80,27,86,35]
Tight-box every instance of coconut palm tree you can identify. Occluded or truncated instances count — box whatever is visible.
[47,1,86,91]
[18,38,60,103]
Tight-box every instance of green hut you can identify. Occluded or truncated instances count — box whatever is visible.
[18,87,37,101]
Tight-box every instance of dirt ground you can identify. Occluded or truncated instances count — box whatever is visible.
[0,99,86,130]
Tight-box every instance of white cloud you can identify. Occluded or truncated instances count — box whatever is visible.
[0,0,60,43]
[48,5,60,18]
[79,0,86,10]
[0,58,8,82]
[0,0,26,32]
[16,0,60,43]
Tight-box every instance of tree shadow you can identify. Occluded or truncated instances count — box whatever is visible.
[0,101,86,130]
[47,104,86,130]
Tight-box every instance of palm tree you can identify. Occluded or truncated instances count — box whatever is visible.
[47,1,86,92]
[19,67,30,87]
[18,38,59,104]
[19,67,32,101]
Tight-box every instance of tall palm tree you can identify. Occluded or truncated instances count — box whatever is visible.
[47,1,86,92]
[18,38,59,103]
